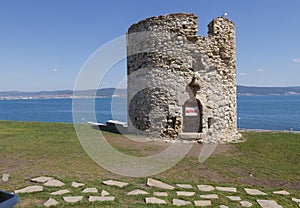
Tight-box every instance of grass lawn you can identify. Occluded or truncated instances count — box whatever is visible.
[0,121,300,207]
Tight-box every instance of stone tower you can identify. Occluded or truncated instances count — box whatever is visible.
[126,13,240,143]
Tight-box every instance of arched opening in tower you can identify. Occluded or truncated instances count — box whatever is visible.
[182,98,203,133]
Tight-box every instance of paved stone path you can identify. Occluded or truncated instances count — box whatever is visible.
[9,176,300,207]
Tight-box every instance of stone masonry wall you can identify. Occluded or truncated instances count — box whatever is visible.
[127,13,240,143]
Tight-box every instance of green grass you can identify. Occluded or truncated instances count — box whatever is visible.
[0,121,300,207]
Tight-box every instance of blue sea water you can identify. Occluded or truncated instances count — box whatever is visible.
[0,96,299,131]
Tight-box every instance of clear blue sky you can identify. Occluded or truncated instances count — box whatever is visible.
[1,0,300,91]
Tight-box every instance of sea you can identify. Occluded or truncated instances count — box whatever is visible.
[0,96,299,131]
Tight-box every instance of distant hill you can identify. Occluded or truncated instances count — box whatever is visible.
[237,86,300,96]
[1,86,300,98]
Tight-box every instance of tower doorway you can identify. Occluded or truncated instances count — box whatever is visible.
[182,98,203,133]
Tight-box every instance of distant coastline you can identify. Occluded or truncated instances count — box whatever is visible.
[1,86,300,100]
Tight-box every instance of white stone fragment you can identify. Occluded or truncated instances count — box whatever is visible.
[71,181,85,188]
[200,194,219,199]
[50,189,70,195]
[197,185,215,192]
[154,192,168,197]
[219,205,229,208]
[44,198,59,207]
[176,184,193,189]
[44,179,65,187]
[216,186,237,192]
[82,187,98,193]
[127,189,149,195]
[15,185,43,194]
[89,196,115,202]
[145,197,167,204]
[226,195,241,201]
[240,200,253,207]
[31,176,53,183]
[292,198,300,203]
[256,199,282,208]
[245,188,267,196]
[102,179,129,188]
[194,200,212,207]
[273,190,290,195]
[147,178,175,190]
[101,190,110,196]
[63,196,83,203]
[173,198,192,206]
[2,173,10,182]
[176,191,195,196]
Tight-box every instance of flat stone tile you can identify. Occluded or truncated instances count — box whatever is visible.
[219,205,229,208]
[240,201,253,207]
[154,192,168,197]
[216,186,237,192]
[71,181,85,188]
[127,189,149,195]
[292,198,300,203]
[173,198,192,206]
[226,195,241,201]
[44,179,65,187]
[101,190,110,196]
[145,197,167,204]
[63,196,83,203]
[15,185,43,194]
[89,196,115,202]
[2,173,10,182]
[256,199,283,208]
[176,184,193,189]
[176,191,195,196]
[245,188,267,196]
[197,185,215,192]
[200,194,219,199]
[273,190,290,195]
[194,200,212,207]
[31,176,53,183]
[102,179,129,188]
[82,187,98,193]
[44,198,59,207]
[147,178,175,190]
[50,189,70,195]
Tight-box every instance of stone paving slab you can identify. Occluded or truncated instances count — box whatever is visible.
[89,196,115,202]
[245,188,267,196]
[200,194,219,199]
[176,184,193,189]
[127,189,149,195]
[82,187,98,193]
[145,197,167,204]
[216,186,237,192]
[154,192,168,197]
[273,190,290,195]
[197,185,215,192]
[71,181,85,188]
[226,195,241,201]
[44,198,59,207]
[256,199,283,208]
[147,178,175,190]
[176,191,195,196]
[101,190,110,196]
[240,201,253,207]
[31,176,53,183]
[50,189,70,195]
[44,179,65,187]
[102,179,129,188]
[292,198,300,203]
[15,185,43,194]
[219,205,229,208]
[63,196,83,203]
[173,198,192,206]
[194,200,212,207]
[2,173,9,182]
